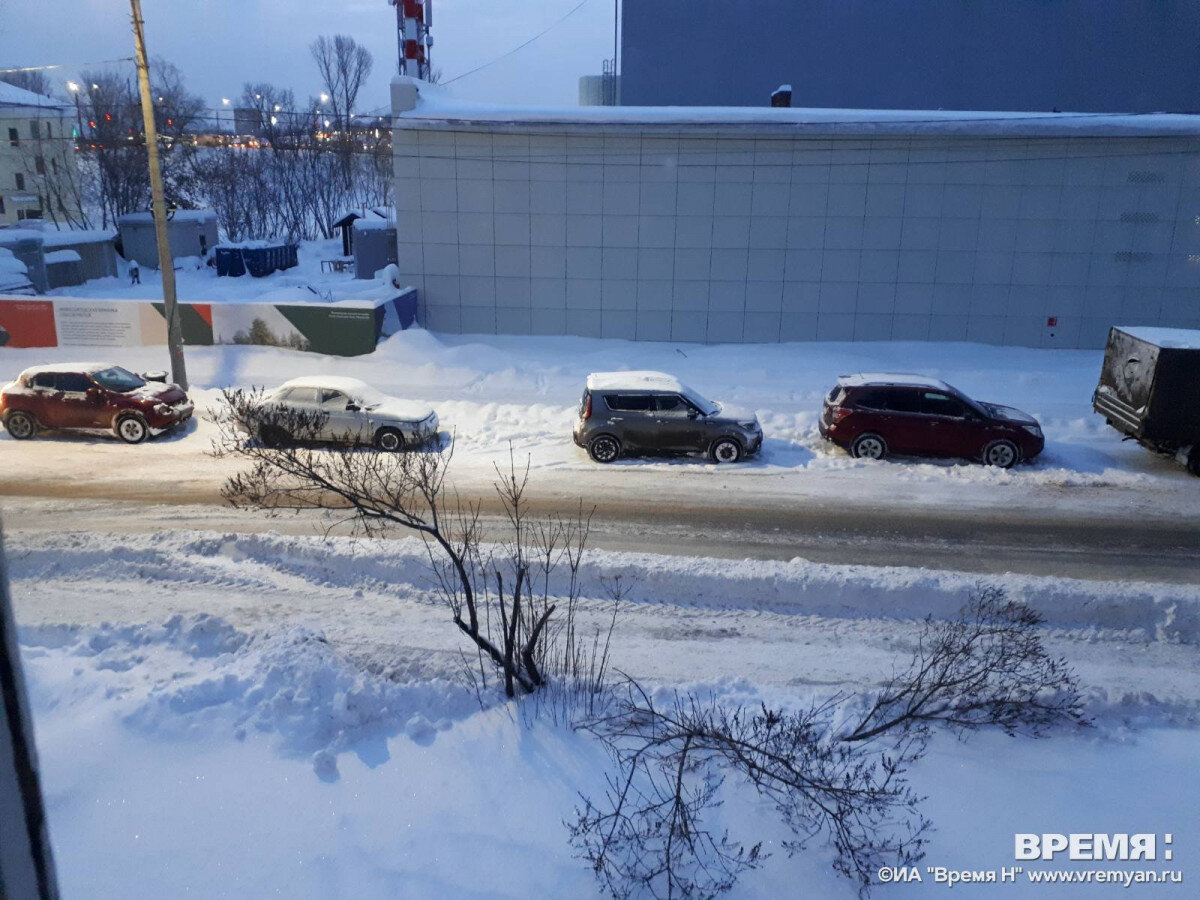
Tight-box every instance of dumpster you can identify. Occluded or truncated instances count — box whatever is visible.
[214,242,298,278]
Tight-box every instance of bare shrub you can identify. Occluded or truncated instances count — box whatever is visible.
[571,587,1085,898]
[841,586,1087,743]
[211,389,604,700]
[572,685,927,899]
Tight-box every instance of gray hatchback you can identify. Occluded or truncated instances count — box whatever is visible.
[573,371,763,463]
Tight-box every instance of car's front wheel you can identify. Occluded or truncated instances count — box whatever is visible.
[588,434,621,463]
[4,410,37,440]
[710,437,743,464]
[115,413,149,444]
[1186,445,1200,477]
[850,432,888,460]
[374,427,405,452]
[982,439,1020,469]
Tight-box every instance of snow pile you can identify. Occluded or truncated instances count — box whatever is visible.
[18,607,1199,899]
[21,612,470,780]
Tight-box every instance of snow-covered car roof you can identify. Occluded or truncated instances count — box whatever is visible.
[837,373,954,391]
[277,375,376,396]
[17,362,116,377]
[1117,326,1200,351]
[586,371,687,393]
[273,376,435,422]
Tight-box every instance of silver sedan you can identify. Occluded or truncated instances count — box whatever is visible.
[251,376,439,451]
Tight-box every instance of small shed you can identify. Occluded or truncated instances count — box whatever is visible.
[44,249,85,289]
[0,230,47,293]
[116,209,219,268]
[42,230,118,281]
[353,218,398,279]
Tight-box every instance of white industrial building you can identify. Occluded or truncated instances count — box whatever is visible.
[391,78,1200,348]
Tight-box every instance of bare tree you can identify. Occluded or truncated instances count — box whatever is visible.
[210,390,603,699]
[76,59,206,226]
[76,68,146,226]
[310,34,373,129]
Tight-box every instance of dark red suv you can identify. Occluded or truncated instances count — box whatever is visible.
[819,373,1044,468]
[1,363,193,444]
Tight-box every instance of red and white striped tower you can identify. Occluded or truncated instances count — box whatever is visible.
[392,0,433,80]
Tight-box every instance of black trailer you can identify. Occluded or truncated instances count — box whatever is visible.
[1093,326,1200,476]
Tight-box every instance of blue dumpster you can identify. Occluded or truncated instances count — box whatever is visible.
[215,242,298,278]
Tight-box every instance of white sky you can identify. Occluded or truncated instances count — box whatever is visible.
[0,0,615,112]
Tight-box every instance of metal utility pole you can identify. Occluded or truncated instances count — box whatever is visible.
[129,0,188,390]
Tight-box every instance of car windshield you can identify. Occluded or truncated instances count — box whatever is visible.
[349,384,387,409]
[91,366,146,393]
[683,389,720,416]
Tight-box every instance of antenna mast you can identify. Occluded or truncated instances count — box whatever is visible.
[392,1,434,79]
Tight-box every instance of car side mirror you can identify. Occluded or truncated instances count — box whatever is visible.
[346,402,361,412]
[687,409,699,419]
[142,370,167,383]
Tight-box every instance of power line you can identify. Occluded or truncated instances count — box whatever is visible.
[441,0,595,86]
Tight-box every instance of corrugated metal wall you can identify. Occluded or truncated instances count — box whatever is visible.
[394,127,1200,347]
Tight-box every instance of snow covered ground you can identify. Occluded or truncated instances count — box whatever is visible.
[4,328,1198,896]
[2,327,1197,520]
[44,238,395,306]
[11,528,1199,898]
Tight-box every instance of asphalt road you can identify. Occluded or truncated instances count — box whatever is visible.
[5,488,1198,584]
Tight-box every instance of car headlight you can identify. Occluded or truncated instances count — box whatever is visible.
[154,403,172,415]
[739,421,760,431]
[1021,424,1042,437]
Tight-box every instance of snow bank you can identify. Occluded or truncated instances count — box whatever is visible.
[21,613,470,777]
[13,529,1198,645]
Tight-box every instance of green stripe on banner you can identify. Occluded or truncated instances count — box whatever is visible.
[274,305,378,356]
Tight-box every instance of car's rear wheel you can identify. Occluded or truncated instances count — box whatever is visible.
[710,437,743,464]
[374,427,405,452]
[259,424,290,448]
[1186,445,1200,477]
[588,434,621,463]
[115,414,148,444]
[4,410,37,440]
[850,432,887,460]
[983,439,1019,469]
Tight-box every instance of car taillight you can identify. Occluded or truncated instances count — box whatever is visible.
[831,407,852,423]
[582,393,592,420]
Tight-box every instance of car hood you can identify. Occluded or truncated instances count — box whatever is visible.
[981,402,1038,426]
[709,401,759,424]
[129,383,188,404]
[369,399,436,423]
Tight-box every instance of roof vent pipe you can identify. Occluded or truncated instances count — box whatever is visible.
[771,84,792,108]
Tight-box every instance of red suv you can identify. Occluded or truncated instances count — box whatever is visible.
[819,373,1044,468]
[1,363,193,444]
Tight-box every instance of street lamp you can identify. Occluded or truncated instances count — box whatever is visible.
[66,82,82,143]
